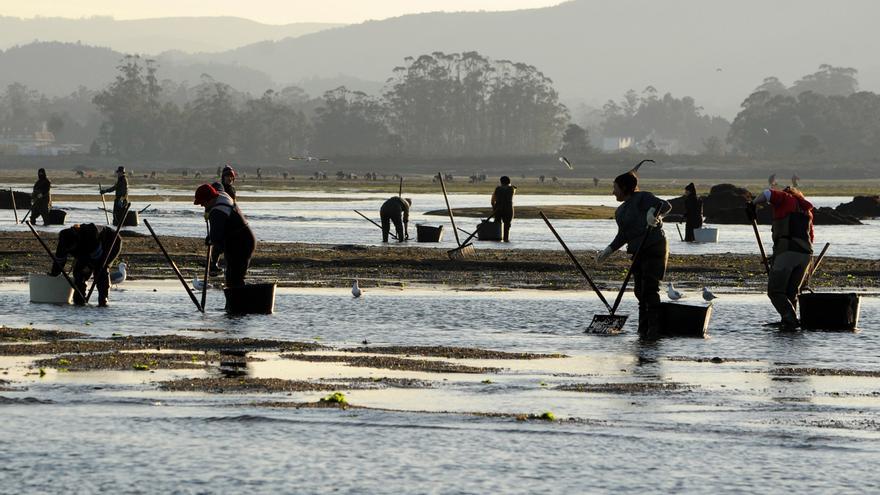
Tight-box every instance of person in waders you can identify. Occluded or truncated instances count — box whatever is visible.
[100,166,129,226]
[491,176,516,242]
[194,184,255,288]
[221,166,237,202]
[29,168,52,225]
[683,182,703,242]
[748,186,814,330]
[50,223,122,307]
[596,172,672,339]
[379,196,411,243]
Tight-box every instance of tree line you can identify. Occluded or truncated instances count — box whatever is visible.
[1,56,878,161]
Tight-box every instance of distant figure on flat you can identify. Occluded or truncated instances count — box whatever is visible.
[29,168,52,225]
[379,196,411,243]
[221,166,237,202]
[683,182,703,242]
[50,223,122,307]
[491,176,516,242]
[100,166,129,226]
[593,177,599,188]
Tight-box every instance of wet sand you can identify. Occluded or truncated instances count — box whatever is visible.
[1,231,877,290]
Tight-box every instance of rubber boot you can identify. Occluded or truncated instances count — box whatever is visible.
[638,309,662,341]
[98,289,109,307]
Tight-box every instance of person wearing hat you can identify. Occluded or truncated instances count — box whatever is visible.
[29,168,52,225]
[100,166,130,226]
[491,176,516,242]
[221,166,237,202]
[194,184,255,288]
[379,196,411,243]
[49,223,122,307]
[748,186,814,330]
[596,171,672,339]
[683,182,703,242]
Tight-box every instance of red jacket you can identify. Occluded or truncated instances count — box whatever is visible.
[768,189,815,243]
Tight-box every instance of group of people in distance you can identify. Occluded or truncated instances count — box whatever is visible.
[377,175,518,244]
[38,165,816,335]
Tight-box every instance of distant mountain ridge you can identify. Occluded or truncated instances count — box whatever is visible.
[189,0,880,118]
[0,15,343,54]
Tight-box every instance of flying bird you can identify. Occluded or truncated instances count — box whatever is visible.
[352,280,362,298]
[702,287,718,302]
[110,262,127,286]
[289,155,330,163]
[762,128,770,134]
[666,282,685,301]
[558,156,573,170]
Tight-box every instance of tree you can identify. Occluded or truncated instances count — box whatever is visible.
[702,135,723,156]
[790,64,859,96]
[559,124,594,156]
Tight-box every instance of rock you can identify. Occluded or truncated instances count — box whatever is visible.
[836,196,880,219]
[0,190,32,210]
[700,184,862,225]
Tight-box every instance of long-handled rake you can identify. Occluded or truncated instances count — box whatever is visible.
[438,173,475,260]
[540,212,627,334]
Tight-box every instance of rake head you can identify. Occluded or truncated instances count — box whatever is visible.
[447,243,476,260]
[585,314,628,334]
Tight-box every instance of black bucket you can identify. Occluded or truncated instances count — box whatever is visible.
[113,210,139,227]
[416,224,443,242]
[477,220,503,241]
[46,209,67,225]
[224,282,276,315]
[799,293,861,330]
[659,302,712,338]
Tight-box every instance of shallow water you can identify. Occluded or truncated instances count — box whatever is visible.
[1,284,879,492]
[4,186,878,258]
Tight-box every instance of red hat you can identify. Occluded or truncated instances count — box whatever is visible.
[194,184,219,205]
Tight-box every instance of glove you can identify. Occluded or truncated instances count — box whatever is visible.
[596,246,613,264]
[745,202,757,222]
[646,207,660,228]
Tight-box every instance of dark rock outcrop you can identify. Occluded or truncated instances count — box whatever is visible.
[835,196,880,219]
[0,190,32,210]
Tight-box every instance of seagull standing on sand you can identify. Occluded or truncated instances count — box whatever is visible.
[702,287,718,302]
[110,262,127,287]
[667,282,684,301]
[193,277,205,291]
[352,280,362,298]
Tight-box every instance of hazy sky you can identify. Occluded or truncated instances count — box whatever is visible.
[0,0,565,24]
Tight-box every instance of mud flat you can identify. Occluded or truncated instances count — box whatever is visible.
[1,231,877,290]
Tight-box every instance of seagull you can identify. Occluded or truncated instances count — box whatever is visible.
[702,287,718,302]
[762,127,770,135]
[558,156,573,170]
[193,277,205,291]
[667,282,685,300]
[110,262,127,286]
[352,280,362,298]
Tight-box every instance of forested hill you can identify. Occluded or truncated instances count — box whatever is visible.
[0,16,342,54]
[0,42,274,96]
[192,0,880,118]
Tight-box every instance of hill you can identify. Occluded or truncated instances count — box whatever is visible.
[189,0,880,118]
[0,15,342,54]
[0,42,275,96]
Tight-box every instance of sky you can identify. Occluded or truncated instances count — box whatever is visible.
[0,0,566,24]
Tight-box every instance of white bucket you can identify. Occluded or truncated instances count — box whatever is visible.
[29,274,74,304]
[693,227,719,243]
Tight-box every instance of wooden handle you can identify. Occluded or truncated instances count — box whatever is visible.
[144,219,204,312]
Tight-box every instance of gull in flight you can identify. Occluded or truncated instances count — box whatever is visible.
[702,287,718,302]
[352,279,362,298]
[558,156,573,170]
[289,155,330,163]
[666,282,684,300]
